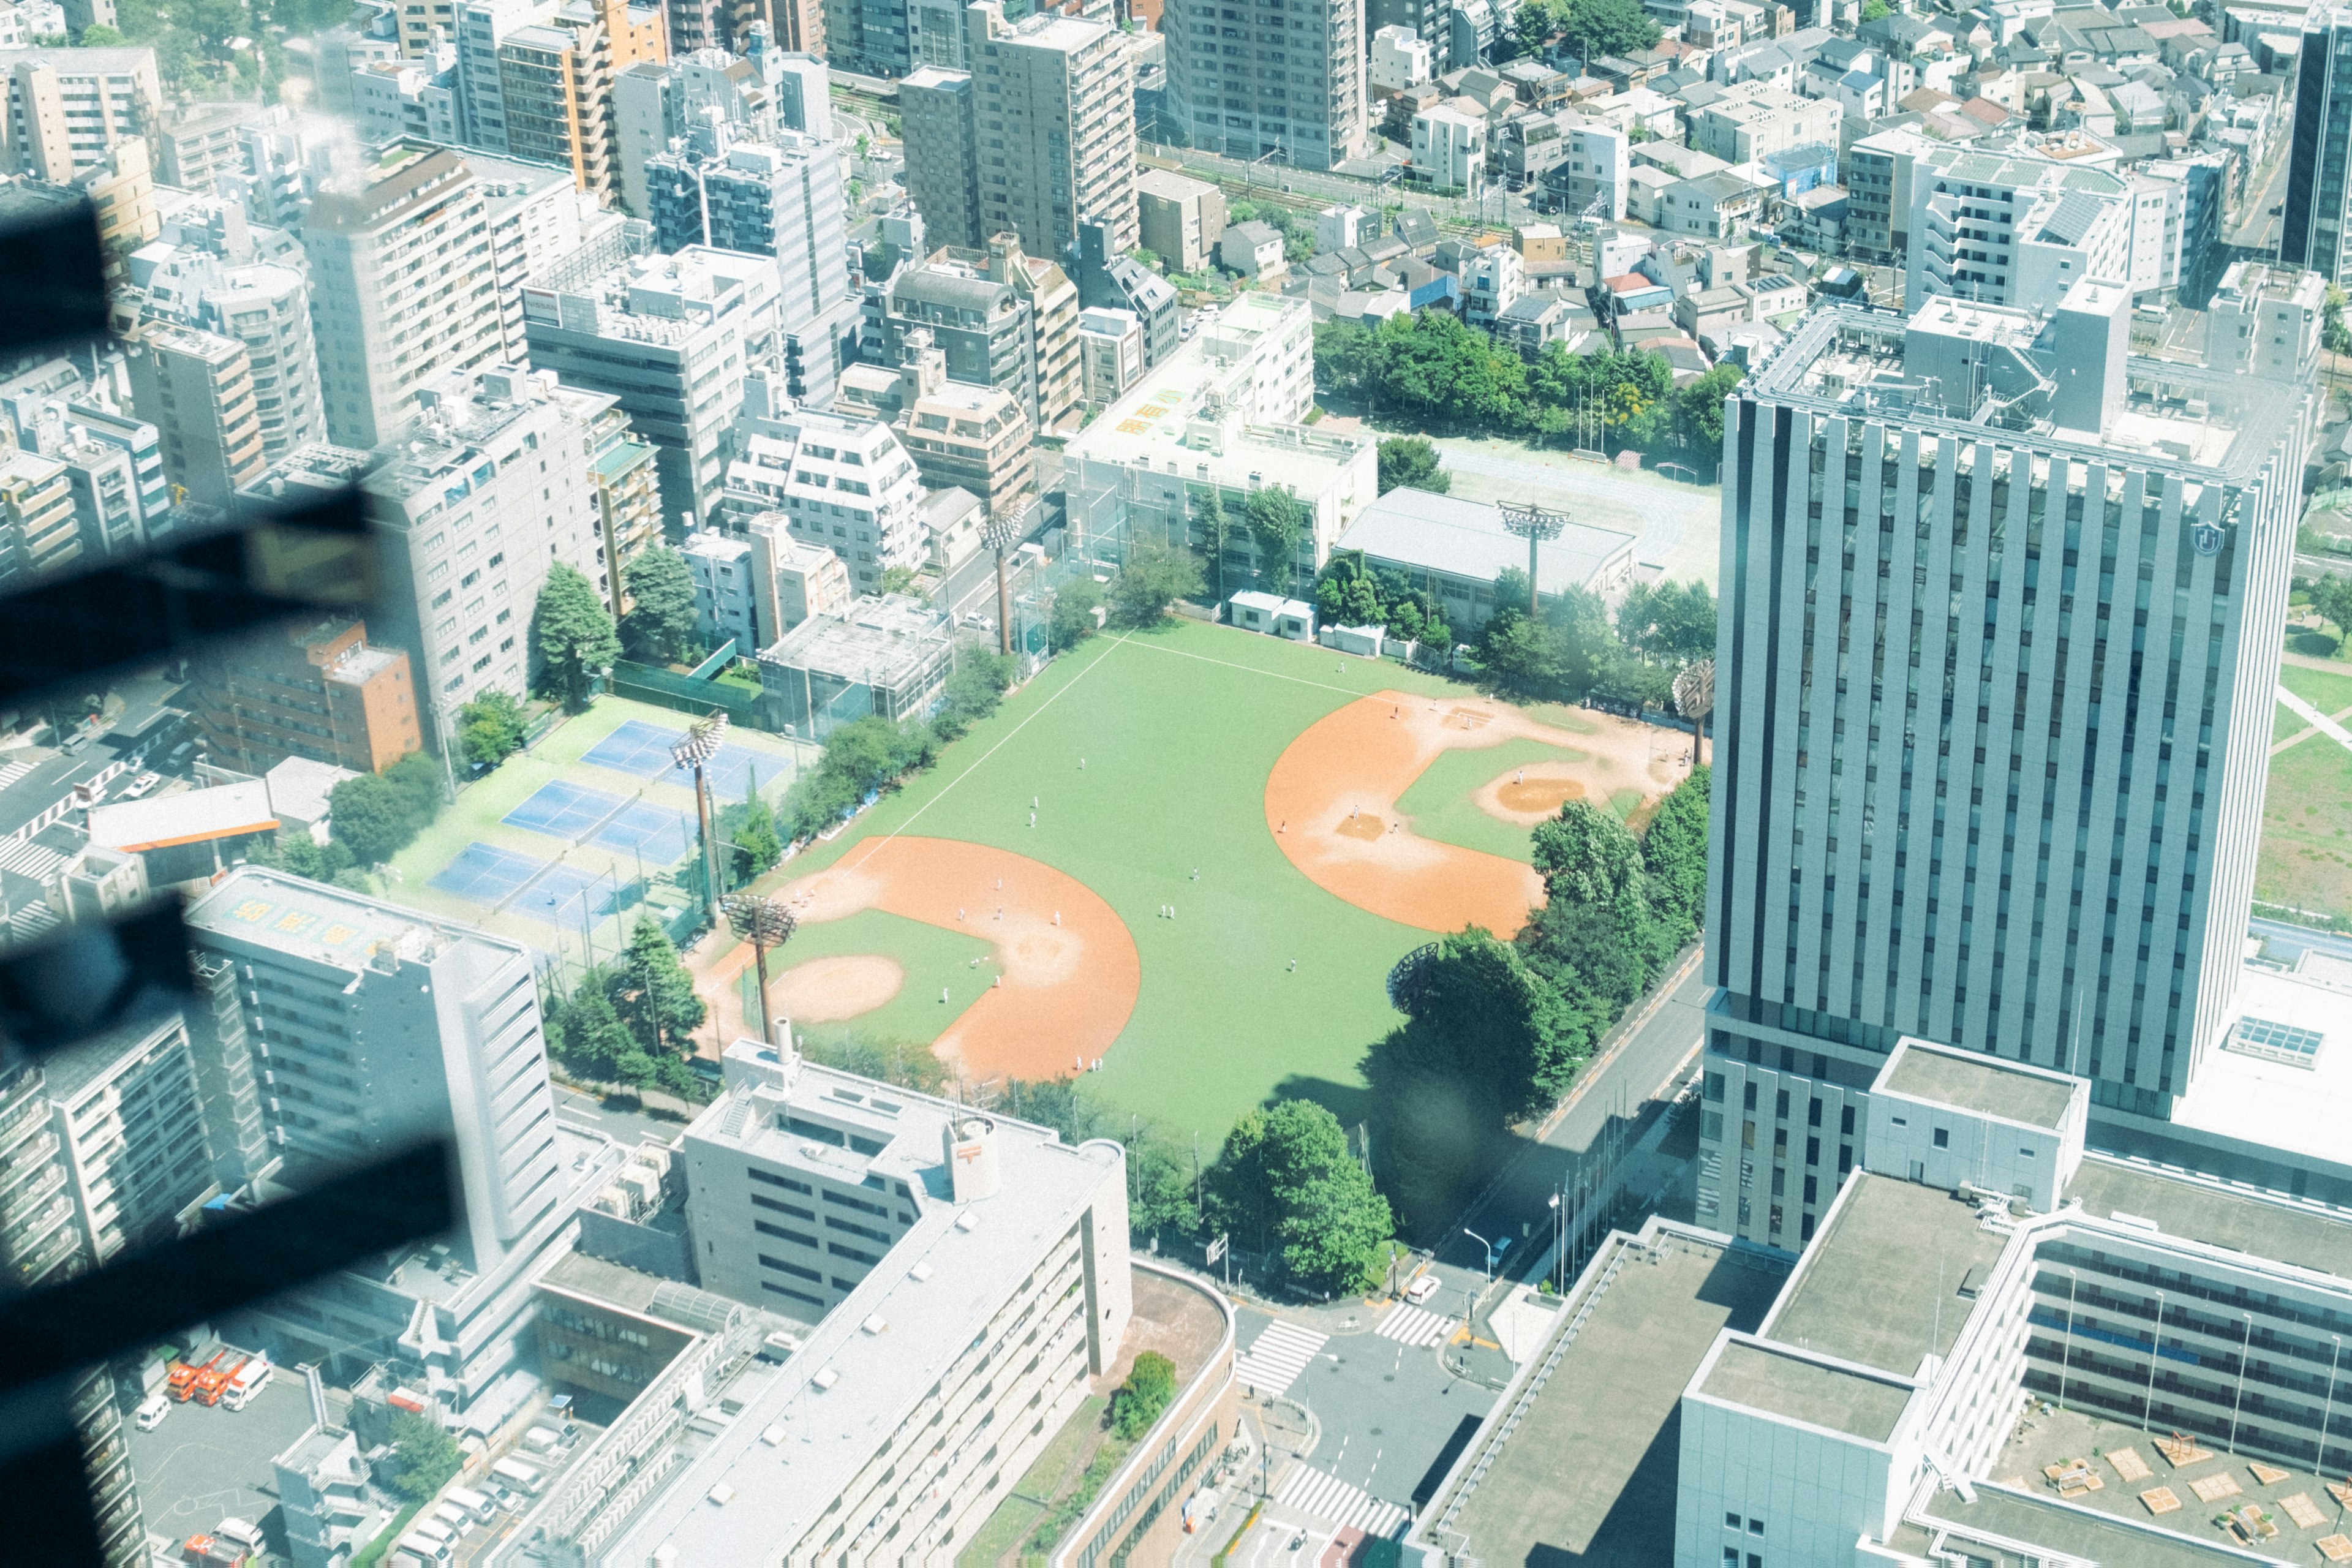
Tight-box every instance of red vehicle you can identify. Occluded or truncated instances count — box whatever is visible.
[170,1349,227,1403]
[194,1354,249,1406]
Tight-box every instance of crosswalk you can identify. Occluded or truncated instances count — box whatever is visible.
[1275,1464,1411,1539]
[0,761,32,791]
[1373,1302,1452,1348]
[1232,1320,1327,1397]
[0,838,64,881]
[9,900,59,941]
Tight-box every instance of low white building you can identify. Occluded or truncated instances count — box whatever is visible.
[1556,121,1630,221]
[1334,486,1638,631]
[1370,24,1433,91]
[1463,243,1526,330]
[681,530,761,655]
[1316,203,1371,252]
[1413,103,1487,195]
[1078,306,1144,410]
[717,394,929,595]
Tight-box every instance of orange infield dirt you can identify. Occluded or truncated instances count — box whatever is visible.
[769,836,1140,1082]
[1266,691,1686,936]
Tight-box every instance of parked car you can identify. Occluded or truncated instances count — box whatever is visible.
[135,1393,170,1431]
[1405,1272,1441,1305]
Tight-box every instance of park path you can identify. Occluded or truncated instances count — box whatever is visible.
[2276,685,2352,760]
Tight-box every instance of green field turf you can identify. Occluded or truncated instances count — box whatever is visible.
[2257,731,2352,921]
[756,620,1482,1148]
[2281,664,2352,719]
[1393,736,1591,861]
[760,909,997,1047]
[2278,702,2308,745]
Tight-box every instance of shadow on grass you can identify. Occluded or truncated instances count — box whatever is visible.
[2288,628,2345,658]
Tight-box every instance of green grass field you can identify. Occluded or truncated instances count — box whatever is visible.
[2257,729,2352,920]
[755,620,1484,1145]
[2281,664,2352,718]
[1395,737,1595,861]
[763,910,996,1044]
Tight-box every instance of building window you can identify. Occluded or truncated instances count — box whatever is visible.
[1933,1127,1950,1148]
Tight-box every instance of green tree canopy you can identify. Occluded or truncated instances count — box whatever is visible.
[1111,1351,1178,1439]
[327,752,443,866]
[930,650,1016,742]
[619,547,700,665]
[1615,579,1717,665]
[1049,578,1105,651]
[1532,799,1649,916]
[458,690,527,771]
[1379,929,1583,1123]
[549,982,643,1084]
[729,795,784,881]
[1376,436,1450,496]
[532,564,622,711]
[1213,1099,1392,1296]
[1640,765,1710,937]
[1109,540,1208,628]
[609,916,707,1055]
[387,1412,462,1502]
[1673,361,1745,458]
[1244,486,1307,594]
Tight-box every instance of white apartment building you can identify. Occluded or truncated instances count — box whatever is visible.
[521,231,780,522]
[1462,243,1525,331]
[1412,102,1487,195]
[462,147,619,363]
[1164,0,1367,169]
[1698,285,2313,1256]
[611,35,833,221]
[1687,81,1842,165]
[303,141,507,451]
[1065,292,1374,590]
[546,1031,1129,1563]
[1902,144,2141,313]
[2206,260,2326,386]
[0,47,161,178]
[717,397,929,594]
[680,529,760,652]
[1079,305,1144,409]
[1557,120,1630,221]
[1370,23,1433,91]
[334,364,607,730]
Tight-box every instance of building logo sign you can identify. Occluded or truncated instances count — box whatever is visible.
[2192,521,2224,558]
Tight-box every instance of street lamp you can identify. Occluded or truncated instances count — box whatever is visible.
[1548,1191,1563,1294]
[670,709,729,927]
[1462,1226,1496,1282]
[722,891,797,1044]
[981,514,1022,658]
[1498,502,1568,619]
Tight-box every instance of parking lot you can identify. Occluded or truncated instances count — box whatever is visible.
[129,1374,317,1559]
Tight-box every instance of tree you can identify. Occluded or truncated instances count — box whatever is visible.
[1673,362,1745,458]
[1197,487,1237,603]
[619,548,700,665]
[930,650,1016,742]
[1112,1351,1178,1439]
[609,916,707,1055]
[1616,579,1717,665]
[880,565,922,596]
[1377,436,1450,496]
[78,21,126,42]
[532,564,621,712]
[552,983,641,1083]
[1640,766,1710,938]
[1213,1099,1392,1295]
[1561,0,1662,56]
[387,1412,462,1502]
[1049,578,1106,651]
[1377,930,1583,1124]
[2312,572,2352,640]
[458,690,527,771]
[1109,540,1207,628]
[1532,799,1649,917]
[729,795,784,880]
[326,752,443,867]
[1245,486,1307,595]
[1860,0,1890,17]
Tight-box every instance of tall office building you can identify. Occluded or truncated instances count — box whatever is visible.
[643,124,850,405]
[2284,3,2352,286]
[1164,0,1366,170]
[303,142,507,451]
[898,1,1135,262]
[1697,281,2313,1254]
[183,867,565,1274]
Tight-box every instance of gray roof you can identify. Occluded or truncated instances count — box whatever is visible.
[1880,1043,2076,1128]
[1762,1173,2010,1378]
[1698,1338,1915,1441]
[1336,487,1635,596]
[1226,219,1281,246]
[2035,188,2111,246]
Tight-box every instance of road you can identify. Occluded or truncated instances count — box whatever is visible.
[551,1081,682,1148]
[2227,138,2293,255]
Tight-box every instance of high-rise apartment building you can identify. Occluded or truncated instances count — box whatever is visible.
[880,235,1079,434]
[899,1,1135,262]
[183,867,566,1274]
[2283,3,2352,287]
[124,201,328,468]
[46,1010,217,1268]
[521,232,780,520]
[1164,0,1366,170]
[459,147,625,362]
[123,322,268,507]
[303,141,507,451]
[1697,282,2312,1255]
[880,327,1036,516]
[717,393,930,591]
[611,31,832,218]
[496,0,670,203]
[0,47,160,178]
[643,123,849,405]
[185,616,424,777]
[0,443,81,586]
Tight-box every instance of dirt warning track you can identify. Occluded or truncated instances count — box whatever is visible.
[774,836,1139,1082]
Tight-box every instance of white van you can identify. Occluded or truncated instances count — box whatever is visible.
[135,1393,170,1431]
[491,1456,545,1494]
[214,1518,265,1555]
[444,1486,497,1524]
[393,1535,450,1566]
[431,1502,473,1533]
[405,1518,455,1556]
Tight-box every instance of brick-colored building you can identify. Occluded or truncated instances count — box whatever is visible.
[187,616,423,775]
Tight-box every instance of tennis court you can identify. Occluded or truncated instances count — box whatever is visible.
[592,801,693,863]
[581,720,780,802]
[503,779,627,842]
[429,842,548,905]
[511,864,618,929]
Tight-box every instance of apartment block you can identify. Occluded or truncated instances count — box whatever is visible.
[123,321,267,508]
[1698,285,2312,1255]
[2283,2,2352,286]
[899,64,982,249]
[1134,167,1226,274]
[303,141,507,451]
[186,615,424,777]
[681,529,760,650]
[582,390,663,618]
[1164,0,1367,169]
[496,0,669,203]
[887,328,1036,518]
[967,0,1134,260]
[1412,102,1486,195]
[152,99,252,192]
[1688,81,1842,165]
[0,47,161,178]
[720,398,929,593]
[2204,260,2326,386]
[880,246,1038,428]
[0,443,82,587]
[1079,304,1143,408]
[611,32,833,219]
[522,232,780,521]
[45,1009,217,1267]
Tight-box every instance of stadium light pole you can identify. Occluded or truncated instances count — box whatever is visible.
[1673,658,1715,769]
[1498,501,1567,619]
[722,891,797,1044]
[982,514,1022,658]
[671,709,729,928]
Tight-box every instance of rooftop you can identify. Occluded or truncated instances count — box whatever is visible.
[1879,1039,2078,1129]
[2064,1154,2352,1283]
[599,1038,1123,1562]
[86,779,276,854]
[2168,960,2352,1173]
[1763,1173,2010,1378]
[183,863,512,976]
[1697,1337,1916,1442]
[757,594,950,680]
[1905,1479,2269,1568]
[1336,486,1637,595]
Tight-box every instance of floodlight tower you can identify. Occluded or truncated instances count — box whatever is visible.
[981,514,1022,657]
[722,891,797,1042]
[1498,501,1568,619]
[671,709,729,926]
[1673,658,1714,769]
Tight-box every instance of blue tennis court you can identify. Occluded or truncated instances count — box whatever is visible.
[429,842,547,905]
[592,801,693,863]
[513,864,616,928]
[504,779,626,841]
[581,719,687,779]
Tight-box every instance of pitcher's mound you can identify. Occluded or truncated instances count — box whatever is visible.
[1498,776,1585,815]
[772,955,904,1022]
[1336,814,1385,840]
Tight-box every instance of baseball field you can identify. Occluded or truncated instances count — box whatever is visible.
[720,618,1691,1145]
